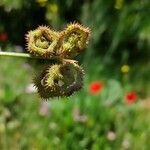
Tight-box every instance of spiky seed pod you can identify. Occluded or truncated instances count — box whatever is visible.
[58,23,90,58]
[61,59,85,96]
[58,60,85,96]
[33,60,84,99]
[26,26,62,58]
[33,65,62,99]
[25,23,90,99]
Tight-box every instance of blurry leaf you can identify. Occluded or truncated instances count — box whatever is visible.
[115,0,124,10]
[4,83,15,103]
[0,0,23,10]
[101,79,123,104]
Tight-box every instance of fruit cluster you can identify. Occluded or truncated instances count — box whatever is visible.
[26,23,90,99]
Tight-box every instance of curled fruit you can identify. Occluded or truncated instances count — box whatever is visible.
[26,26,61,58]
[33,60,84,99]
[26,22,90,99]
[59,23,90,58]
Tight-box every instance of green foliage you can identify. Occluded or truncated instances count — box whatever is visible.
[0,57,150,149]
[80,0,150,64]
[0,0,149,149]
[1,0,149,64]
[0,0,24,10]
[0,58,32,104]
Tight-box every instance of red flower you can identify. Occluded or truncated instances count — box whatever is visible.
[0,32,8,42]
[89,81,103,94]
[125,91,138,104]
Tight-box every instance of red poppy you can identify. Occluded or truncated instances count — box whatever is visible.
[125,91,138,104]
[89,81,103,94]
[0,32,8,42]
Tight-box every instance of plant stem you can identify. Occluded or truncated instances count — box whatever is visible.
[0,51,40,59]
[0,52,76,63]
[0,51,61,61]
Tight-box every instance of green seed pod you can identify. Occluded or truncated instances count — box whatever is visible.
[26,26,62,58]
[33,60,84,99]
[59,23,90,58]
[25,23,90,99]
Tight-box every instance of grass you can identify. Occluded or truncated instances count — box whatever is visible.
[0,56,150,150]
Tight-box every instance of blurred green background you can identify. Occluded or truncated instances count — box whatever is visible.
[0,0,150,149]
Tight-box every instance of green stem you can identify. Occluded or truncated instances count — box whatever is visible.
[0,51,61,60]
[0,52,77,65]
[0,51,40,59]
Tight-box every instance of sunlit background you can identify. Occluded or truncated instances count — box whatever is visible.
[0,0,150,149]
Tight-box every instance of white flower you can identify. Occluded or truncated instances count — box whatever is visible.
[106,131,117,141]
[72,106,88,123]
[39,101,49,116]
[122,139,130,149]
[25,83,37,93]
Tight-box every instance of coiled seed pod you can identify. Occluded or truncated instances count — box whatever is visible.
[59,23,90,58]
[33,60,84,99]
[26,23,90,99]
[26,26,62,58]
